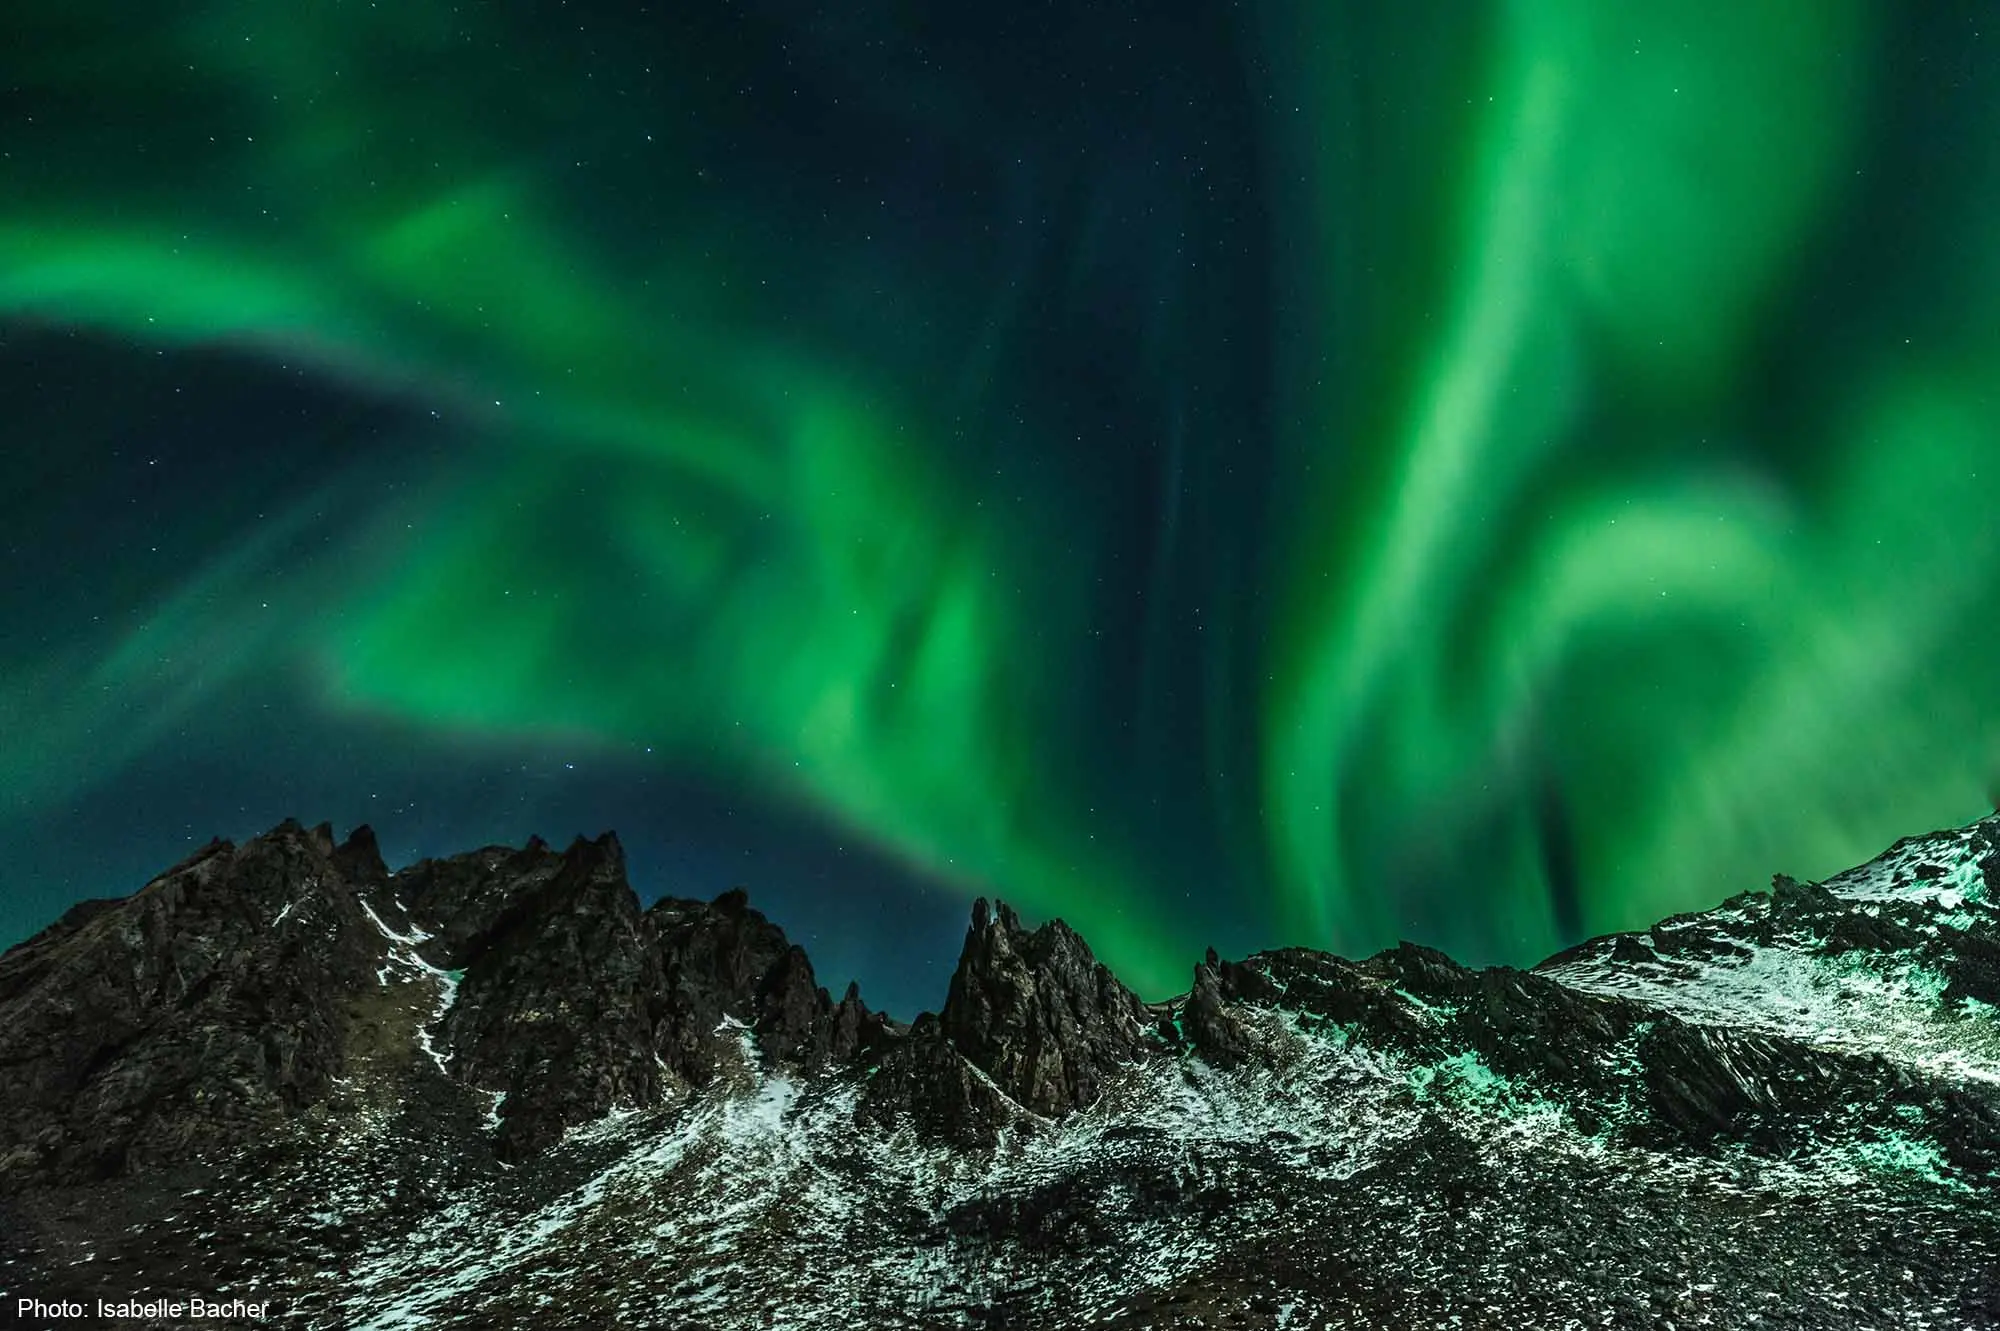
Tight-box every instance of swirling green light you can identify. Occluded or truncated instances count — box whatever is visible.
[1259,0,2000,960]
[5,0,1999,995]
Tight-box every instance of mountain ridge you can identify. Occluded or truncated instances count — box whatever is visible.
[3,814,1999,1327]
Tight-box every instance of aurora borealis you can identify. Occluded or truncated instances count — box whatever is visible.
[4,1,1998,1015]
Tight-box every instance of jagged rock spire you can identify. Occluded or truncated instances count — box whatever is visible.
[940,898,1152,1116]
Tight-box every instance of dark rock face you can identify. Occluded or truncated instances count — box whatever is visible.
[860,1012,1025,1148]
[328,822,390,885]
[0,823,380,1182]
[856,897,1157,1144]
[940,898,1153,1116]
[438,833,671,1158]
[4,813,2000,1330]
[388,834,568,963]
[1181,949,1253,1068]
[649,885,888,1081]
[0,819,889,1181]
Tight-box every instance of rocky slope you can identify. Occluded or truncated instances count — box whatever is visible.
[2,815,1998,1328]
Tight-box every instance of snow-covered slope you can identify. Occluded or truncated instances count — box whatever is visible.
[1541,818,2000,1087]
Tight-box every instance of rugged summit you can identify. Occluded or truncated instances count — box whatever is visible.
[941,899,1154,1116]
[4,815,2000,1328]
[0,821,878,1185]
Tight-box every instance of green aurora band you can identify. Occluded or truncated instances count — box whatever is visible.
[4,0,1999,996]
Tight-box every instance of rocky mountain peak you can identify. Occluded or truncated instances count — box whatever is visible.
[0,819,383,1182]
[330,822,389,884]
[940,896,1155,1116]
[648,884,890,1082]
[0,818,890,1176]
[437,830,666,1158]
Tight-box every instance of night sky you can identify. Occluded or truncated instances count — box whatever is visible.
[4,1,1999,1017]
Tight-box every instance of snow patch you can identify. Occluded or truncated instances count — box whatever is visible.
[360,897,434,947]
[1820,821,1989,907]
[358,897,457,1074]
[415,968,460,1076]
